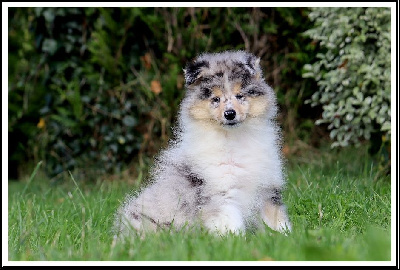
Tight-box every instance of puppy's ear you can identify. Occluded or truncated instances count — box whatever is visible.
[244,53,262,80]
[244,53,261,74]
[183,60,209,86]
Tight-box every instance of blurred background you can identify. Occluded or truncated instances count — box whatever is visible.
[7,7,391,183]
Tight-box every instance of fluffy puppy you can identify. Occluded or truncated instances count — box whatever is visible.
[114,50,292,237]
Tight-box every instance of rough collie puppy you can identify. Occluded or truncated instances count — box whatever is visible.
[114,50,291,237]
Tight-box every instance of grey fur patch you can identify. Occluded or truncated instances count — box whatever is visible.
[184,60,210,85]
[215,71,224,77]
[140,213,157,224]
[199,87,212,99]
[270,188,283,206]
[180,200,189,209]
[174,163,210,212]
[141,213,172,228]
[187,173,204,187]
[245,54,256,71]
[177,164,204,187]
[246,86,265,96]
[130,211,140,220]
[229,61,252,85]
[199,76,213,84]
[195,189,210,208]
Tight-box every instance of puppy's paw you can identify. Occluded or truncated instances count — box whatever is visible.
[203,205,245,235]
[263,201,292,235]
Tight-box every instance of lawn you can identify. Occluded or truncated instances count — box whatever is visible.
[6,145,393,264]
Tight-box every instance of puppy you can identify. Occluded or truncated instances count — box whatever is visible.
[114,50,291,237]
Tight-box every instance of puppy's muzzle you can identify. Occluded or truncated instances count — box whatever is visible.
[224,109,236,121]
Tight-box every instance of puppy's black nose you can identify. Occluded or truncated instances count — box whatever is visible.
[224,109,236,120]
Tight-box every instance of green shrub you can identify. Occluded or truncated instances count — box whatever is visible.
[303,7,391,153]
[8,7,49,179]
[9,7,319,181]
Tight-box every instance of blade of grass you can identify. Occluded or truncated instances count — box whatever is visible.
[21,161,43,195]
[68,170,87,204]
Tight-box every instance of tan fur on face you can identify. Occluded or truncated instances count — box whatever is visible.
[233,83,241,95]
[214,102,225,122]
[248,97,268,117]
[189,100,212,120]
[213,87,223,97]
[189,84,270,124]
[190,96,268,123]
[189,86,225,121]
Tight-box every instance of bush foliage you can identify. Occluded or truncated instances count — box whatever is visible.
[303,7,391,152]
[8,7,320,180]
[13,7,385,181]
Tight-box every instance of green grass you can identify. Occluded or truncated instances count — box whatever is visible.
[7,146,392,262]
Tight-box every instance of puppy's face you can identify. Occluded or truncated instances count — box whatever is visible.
[183,51,275,127]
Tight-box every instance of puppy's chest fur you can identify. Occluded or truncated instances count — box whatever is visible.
[180,124,277,196]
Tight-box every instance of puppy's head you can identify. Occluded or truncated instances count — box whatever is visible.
[182,51,277,128]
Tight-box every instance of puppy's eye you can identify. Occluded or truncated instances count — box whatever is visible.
[211,97,220,103]
[235,94,244,100]
[247,88,264,96]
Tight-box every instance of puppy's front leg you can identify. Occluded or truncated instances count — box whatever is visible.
[262,188,292,234]
[202,204,245,235]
